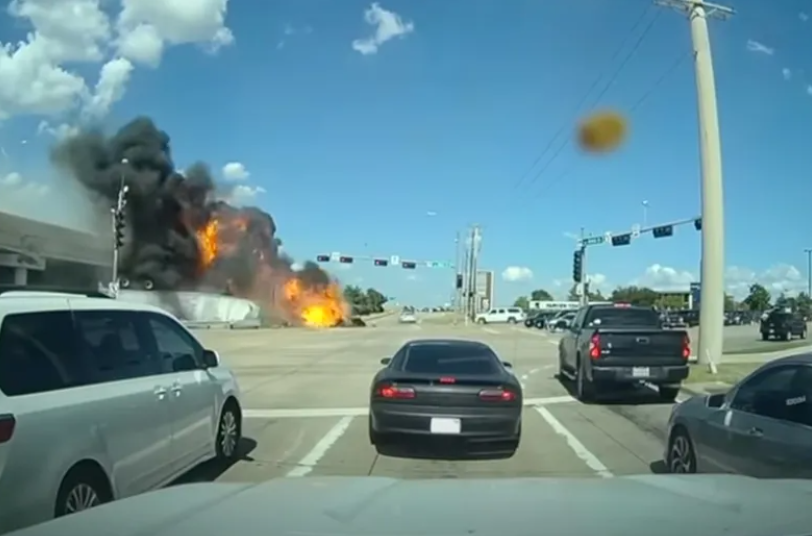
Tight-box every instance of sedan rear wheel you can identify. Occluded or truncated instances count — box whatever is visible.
[667,428,697,474]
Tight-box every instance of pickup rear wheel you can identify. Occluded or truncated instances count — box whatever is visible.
[575,358,594,402]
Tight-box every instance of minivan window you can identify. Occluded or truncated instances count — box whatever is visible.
[0,311,88,396]
[74,310,159,381]
[147,314,202,372]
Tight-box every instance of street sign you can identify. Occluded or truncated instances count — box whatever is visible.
[390,255,400,265]
[631,224,641,238]
[330,251,340,261]
[425,261,434,268]
[582,236,605,246]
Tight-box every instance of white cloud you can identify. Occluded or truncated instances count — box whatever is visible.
[746,39,774,56]
[37,120,80,140]
[222,162,249,181]
[290,261,303,271]
[352,3,414,56]
[229,184,266,203]
[0,0,233,122]
[632,263,807,299]
[502,266,533,282]
[782,67,792,80]
[116,0,234,67]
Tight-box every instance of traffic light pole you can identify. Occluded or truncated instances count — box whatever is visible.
[110,181,128,294]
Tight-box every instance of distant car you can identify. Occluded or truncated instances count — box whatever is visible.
[399,311,417,324]
[665,353,812,476]
[369,339,523,457]
[760,309,807,341]
[475,307,525,324]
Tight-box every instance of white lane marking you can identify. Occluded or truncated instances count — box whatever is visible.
[547,340,558,346]
[286,416,354,477]
[483,328,500,334]
[534,406,614,478]
[245,396,577,419]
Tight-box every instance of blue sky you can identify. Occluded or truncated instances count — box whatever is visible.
[0,0,810,307]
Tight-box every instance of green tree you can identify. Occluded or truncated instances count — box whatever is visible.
[514,296,530,310]
[530,289,554,301]
[365,288,388,313]
[342,285,388,315]
[797,292,812,318]
[742,283,771,311]
[610,285,659,307]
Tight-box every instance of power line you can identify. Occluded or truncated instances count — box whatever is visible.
[523,9,663,198]
[532,49,692,198]
[510,3,654,193]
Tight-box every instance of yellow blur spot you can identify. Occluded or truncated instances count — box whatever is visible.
[577,110,627,154]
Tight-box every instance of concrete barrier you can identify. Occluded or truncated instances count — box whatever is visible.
[117,290,261,324]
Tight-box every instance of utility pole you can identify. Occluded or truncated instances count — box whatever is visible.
[455,232,463,314]
[579,228,588,306]
[659,0,732,366]
[462,245,471,325]
[805,249,812,296]
[466,226,482,320]
[110,165,129,296]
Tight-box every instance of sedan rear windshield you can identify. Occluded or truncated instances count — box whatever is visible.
[403,344,500,375]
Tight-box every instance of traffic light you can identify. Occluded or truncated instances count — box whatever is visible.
[339,256,353,264]
[652,225,674,239]
[402,261,416,269]
[455,273,463,289]
[114,210,125,249]
[694,218,702,231]
[374,259,388,267]
[572,250,583,283]
[611,233,632,247]
[316,255,330,262]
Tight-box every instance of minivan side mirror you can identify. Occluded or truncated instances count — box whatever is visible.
[202,349,220,368]
[380,357,391,365]
[502,361,513,368]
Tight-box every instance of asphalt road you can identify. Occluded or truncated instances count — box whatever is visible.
[184,316,678,483]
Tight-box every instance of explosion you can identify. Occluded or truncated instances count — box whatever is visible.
[51,117,348,327]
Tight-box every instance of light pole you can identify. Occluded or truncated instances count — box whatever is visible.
[110,158,129,294]
[804,248,812,296]
[642,200,649,228]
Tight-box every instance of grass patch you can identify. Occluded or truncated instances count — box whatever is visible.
[687,362,762,385]
[724,340,809,355]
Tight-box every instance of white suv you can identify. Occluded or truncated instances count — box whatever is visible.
[475,307,526,324]
[0,288,242,533]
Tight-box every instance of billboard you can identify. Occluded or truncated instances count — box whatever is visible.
[690,282,701,310]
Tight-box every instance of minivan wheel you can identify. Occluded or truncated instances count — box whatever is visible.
[55,467,111,517]
[477,318,486,324]
[508,317,517,324]
[216,401,242,460]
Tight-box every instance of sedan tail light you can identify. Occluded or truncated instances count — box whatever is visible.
[589,333,601,360]
[479,389,516,402]
[0,414,16,444]
[376,384,416,399]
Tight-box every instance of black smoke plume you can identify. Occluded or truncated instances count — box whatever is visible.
[50,116,328,298]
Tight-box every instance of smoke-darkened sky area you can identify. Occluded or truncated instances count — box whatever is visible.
[50,117,332,303]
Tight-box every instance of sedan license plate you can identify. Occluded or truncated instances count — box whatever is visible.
[430,417,461,434]
[631,367,650,378]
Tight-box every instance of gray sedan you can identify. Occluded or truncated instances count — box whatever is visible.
[665,353,812,477]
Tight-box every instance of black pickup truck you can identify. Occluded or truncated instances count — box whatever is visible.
[557,303,690,402]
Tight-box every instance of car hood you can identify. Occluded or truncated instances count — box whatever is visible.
[14,475,812,536]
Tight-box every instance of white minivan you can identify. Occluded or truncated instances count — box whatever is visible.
[475,307,526,324]
[0,288,243,533]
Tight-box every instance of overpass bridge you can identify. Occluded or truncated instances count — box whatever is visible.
[0,211,112,287]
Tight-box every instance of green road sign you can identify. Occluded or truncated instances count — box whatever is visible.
[582,236,605,246]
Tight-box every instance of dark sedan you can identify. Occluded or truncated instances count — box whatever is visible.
[369,339,523,457]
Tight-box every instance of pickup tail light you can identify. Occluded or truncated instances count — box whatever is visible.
[589,333,601,360]
[479,389,516,402]
[376,384,416,399]
[682,334,691,360]
[0,414,16,444]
